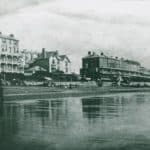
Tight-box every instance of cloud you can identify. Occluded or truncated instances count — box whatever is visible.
[0,0,53,15]
[53,10,150,27]
[0,0,150,72]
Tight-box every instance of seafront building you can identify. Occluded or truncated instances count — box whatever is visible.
[80,51,150,84]
[0,32,23,75]
[40,48,71,74]
[21,49,39,68]
[27,48,71,74]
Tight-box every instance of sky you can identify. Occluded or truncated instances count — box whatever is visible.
[0,0,150,72]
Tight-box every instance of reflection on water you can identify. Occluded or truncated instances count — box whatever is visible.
[0,93,150,150]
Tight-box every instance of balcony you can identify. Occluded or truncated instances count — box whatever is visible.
[0,60,6,64]
[0,51,20,57]
[12,61,19,65]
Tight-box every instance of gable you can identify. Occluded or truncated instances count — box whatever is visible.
[59,55,71,63]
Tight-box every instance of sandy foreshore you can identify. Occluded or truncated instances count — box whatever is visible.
[3,86,150,101]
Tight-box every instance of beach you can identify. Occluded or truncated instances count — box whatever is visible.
[3,86,150,101]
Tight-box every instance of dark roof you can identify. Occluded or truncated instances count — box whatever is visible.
[124,59,141,66]
[40,50,71,62]
[83,52,141,66]
[59,55,71,63]
[0,34,19,41]
[46,51,58,57]
[28,58,49,71]
[83,54,99,59]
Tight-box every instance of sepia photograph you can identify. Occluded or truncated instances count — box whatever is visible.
[0,0,150,150]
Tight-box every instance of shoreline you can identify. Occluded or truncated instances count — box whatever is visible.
[3,86,150,101]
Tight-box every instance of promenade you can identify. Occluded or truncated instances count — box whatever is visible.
[3,86,150,101]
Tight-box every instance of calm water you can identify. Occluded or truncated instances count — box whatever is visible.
[1,93,150,150]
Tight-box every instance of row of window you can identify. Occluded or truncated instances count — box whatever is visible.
[52,59,69,66]
[1,45,19,53]
[1,65,18,71]
[99,57,140,72]
[0,59,18,62]
[0,38,18,45]
[51,64,69,72]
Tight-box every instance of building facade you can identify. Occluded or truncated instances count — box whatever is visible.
[0,33,23,74]
[80,51,150,82]
[21,49,39,68]
[40,48,71,74]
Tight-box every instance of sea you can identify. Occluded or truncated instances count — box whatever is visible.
[0,92,150,150]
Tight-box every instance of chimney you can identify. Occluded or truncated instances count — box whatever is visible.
[9,34,14,38]
[42,48,46,58]
[88,51,91,56]
[101,52,104,56]
[55,50,58,55]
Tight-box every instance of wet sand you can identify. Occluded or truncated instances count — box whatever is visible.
[3,86,150,101]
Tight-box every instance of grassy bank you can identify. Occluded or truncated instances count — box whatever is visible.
[3,86,150,101]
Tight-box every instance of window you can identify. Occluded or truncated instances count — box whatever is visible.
[65,61,68,66]
[16,48,19,53]
[14,40,17,45]
[9,47,11,53]
[2,38,6,43]
[5,45,8,51]
[9,39,11,44]
[85,63,88,68]
[52,59,55,64]
[66,67,68,73]
[51,66,56,72]
[14,46,16,53]
[100,57,107,68]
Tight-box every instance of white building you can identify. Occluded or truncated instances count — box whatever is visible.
[21,49,39,68]
[59,55,71,73]
[0,32,23,74]
[41,48,71,74]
